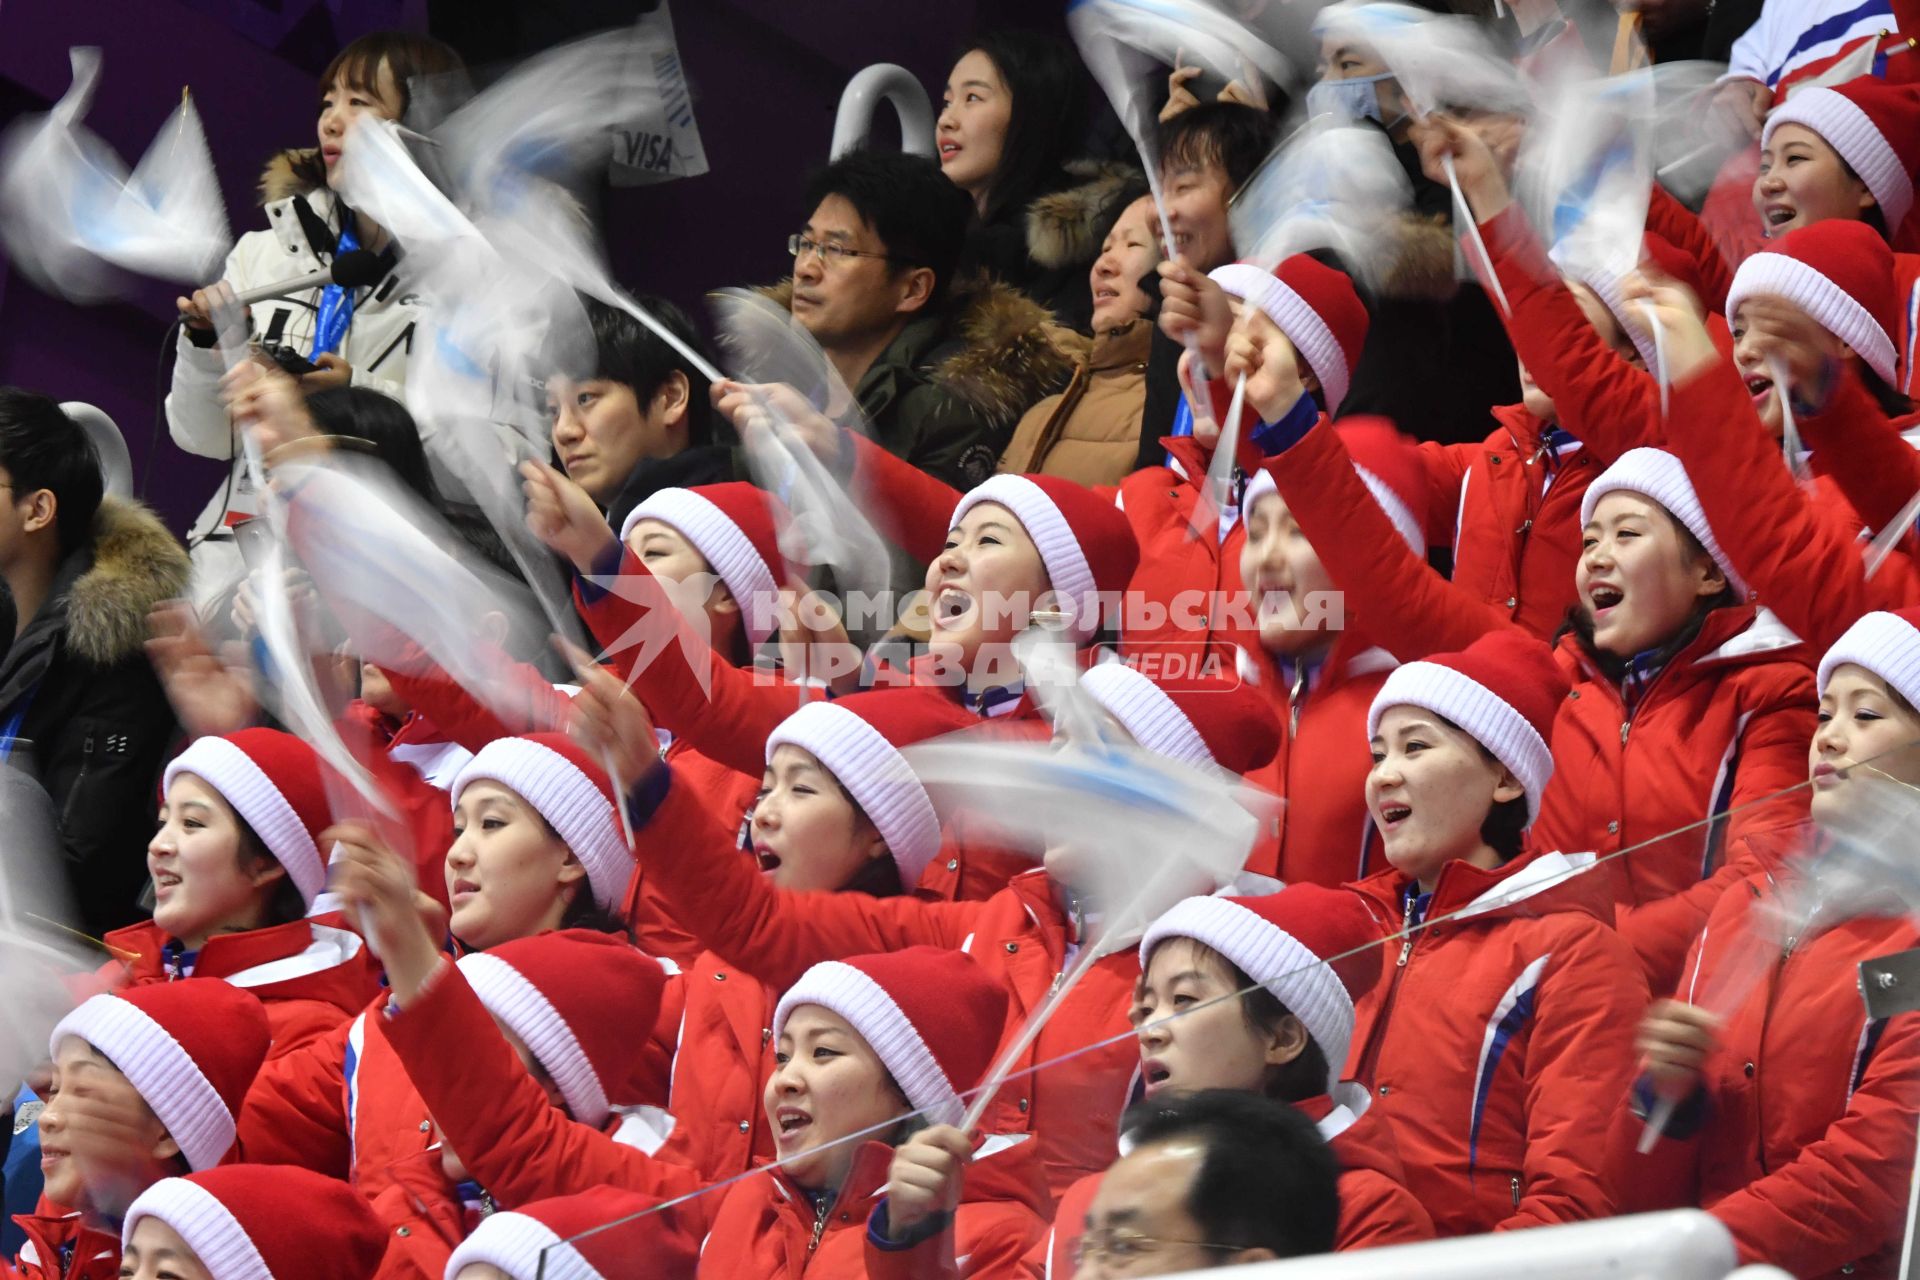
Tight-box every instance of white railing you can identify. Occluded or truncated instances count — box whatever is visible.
[1147,1211,1738,1280]
[829,63,935,160]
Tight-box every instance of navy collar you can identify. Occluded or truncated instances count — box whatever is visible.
[160,938,197,980]
[960,680,1026,718]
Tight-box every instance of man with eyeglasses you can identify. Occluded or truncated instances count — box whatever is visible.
[1072,1090,1338,1276]
[744,150,1066,496]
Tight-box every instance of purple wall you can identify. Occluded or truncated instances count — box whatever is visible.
[0,0,1058,534]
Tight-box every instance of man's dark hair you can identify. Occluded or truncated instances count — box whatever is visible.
[958,31,1090,224]
[1158,102,1282,193]
[1121,1088,1340,1260]
[0,389,104,557]
[569,296,717,448]
[801,151,973,309]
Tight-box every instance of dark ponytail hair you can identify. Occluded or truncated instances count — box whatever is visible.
[233,815,308,930]
[1430,715,1529,863]
[832,779,905,898]
[559,891,635,940]
[1860,363,1915,420]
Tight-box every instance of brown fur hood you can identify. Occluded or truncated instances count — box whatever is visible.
[756,276,1074,427]
[259,148,328,206]
[1024,160,1144,271]
[68,498,189,667]
[1379,212,1463,303]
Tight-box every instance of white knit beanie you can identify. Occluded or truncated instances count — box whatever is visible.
[1580,447,1748,599]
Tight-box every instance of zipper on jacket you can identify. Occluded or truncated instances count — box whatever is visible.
[59,729,96,830]
[1355,897,1418,1084]
[1289,663,1307,736]
[808,1195,832,1253]
[1511,1176,1522,1208]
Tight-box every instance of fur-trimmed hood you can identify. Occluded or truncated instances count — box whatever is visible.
[259,147,328,207]
[1024,159,1144,271]
[929,275,1076,423]
[1382,211,1462,302]
[67,497,190,667]
[756,276,1074,428]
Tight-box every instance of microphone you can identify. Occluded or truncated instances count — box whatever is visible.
[230,249,385,307]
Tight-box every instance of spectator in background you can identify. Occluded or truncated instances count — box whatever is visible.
[999,188,1162,484]
[1072,1090,1340,1276]
[1140,102,1282,466]
[0,390,185,936]
[166,31,466,614]
[760,150,1068,491]
[1289,11,1521,447]
[547,296,730,533]
[939,31,1118,329]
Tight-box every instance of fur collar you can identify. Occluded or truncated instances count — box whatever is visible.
[754,276,1073,426]
[1024,159,1143,270]
[67,497,190,666]
[259,147,329,207]
[932,276,1076,423]
[1381,211,1461,302]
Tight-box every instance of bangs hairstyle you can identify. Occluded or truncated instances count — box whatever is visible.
[1559,503,1737,684]
[563,296,718,449]
[318,31,467,122]
[801,151,974,309]
[1140,936,1329,1103]
[956,31,1090,224]
[1157,101,1282,192]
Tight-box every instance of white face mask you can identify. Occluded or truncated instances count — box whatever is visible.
[1306,72,1405,130]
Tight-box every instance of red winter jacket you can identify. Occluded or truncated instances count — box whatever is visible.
[1418,406,1596,644]
[655,950,782,1181]
[1270,408,1817,991]
[237,969,681,1203]
[573,544,1030,905]
[700,1136,1049,1280]
[367,1148,469,1280]
[632,766,1143,1202]
[847,429,1258,676]
[1608,829,1920,1279]
[1659,354,1920,658]
[1112,434,1262,670]
[1346,847,1649,1235]
[1645,190,1920,392]
[1533,607,1817,993]
[382,650,730,965]
[96,916,378,1059]
[1238,637,1394,886]
[1041,1085,1432,1273]
[376,958,699,1210]
[7,1211,118,1280]
[236,998,417,1193]
[378,943,1048,1279]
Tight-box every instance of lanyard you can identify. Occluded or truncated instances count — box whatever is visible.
[308,222,363,359]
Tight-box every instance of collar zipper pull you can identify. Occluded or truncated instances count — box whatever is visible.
[809,1194,833,1252]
